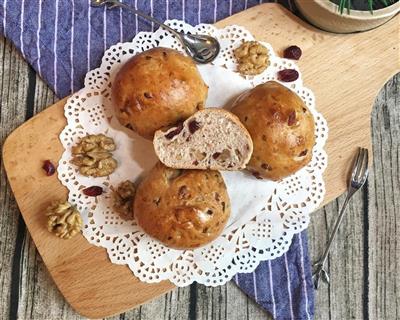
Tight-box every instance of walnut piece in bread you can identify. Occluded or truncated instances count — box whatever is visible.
[231,81,315,180]
[112,47,208,139]
[134,162,230,249]
[153,109,253,171]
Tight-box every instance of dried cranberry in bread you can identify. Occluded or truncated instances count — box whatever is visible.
[153,109,253,170]
[231,81,315,180]
[112,47,208,139]
[134,162,230,249]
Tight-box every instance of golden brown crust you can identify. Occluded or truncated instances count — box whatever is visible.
[231,81,315,181]
[112,47,208,139]
[134,162,230,249]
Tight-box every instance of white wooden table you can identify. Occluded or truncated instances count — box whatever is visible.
[0,36,399,319]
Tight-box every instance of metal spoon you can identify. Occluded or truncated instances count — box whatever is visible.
[91,0,220,64]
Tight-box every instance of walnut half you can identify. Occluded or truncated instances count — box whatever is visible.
[71,134,117,177]
[72,134,116,154]
[234,41,270,76]
[46,201,83,239]
[112,180,136,220]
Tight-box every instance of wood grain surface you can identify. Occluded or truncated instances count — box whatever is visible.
[1,3,399,320]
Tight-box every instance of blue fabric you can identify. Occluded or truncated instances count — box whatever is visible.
[0,1,314,319]
[234,233,314,320]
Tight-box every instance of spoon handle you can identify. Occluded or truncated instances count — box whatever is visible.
[105,0,181,38]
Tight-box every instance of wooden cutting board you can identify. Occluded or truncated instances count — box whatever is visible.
[3,3,399,318]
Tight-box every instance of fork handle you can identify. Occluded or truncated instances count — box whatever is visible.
[319,190,355,266]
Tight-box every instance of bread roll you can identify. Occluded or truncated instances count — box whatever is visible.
[112,47,208,139]
[153,109,253,170]
[134,162,230,249]
[231,81,315,180]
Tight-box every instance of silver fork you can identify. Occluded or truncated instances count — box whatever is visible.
[312,147,369,289]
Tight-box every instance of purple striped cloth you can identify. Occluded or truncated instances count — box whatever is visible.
[0,1,314,319]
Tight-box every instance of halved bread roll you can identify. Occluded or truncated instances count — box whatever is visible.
[153,109,253,170]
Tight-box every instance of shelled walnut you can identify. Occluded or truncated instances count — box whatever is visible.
[234,41,270,76]
[71,134,117,177]
[46,201,82,239]
[112,180,136,220]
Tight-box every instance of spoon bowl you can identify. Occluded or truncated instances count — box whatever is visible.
[181,33,220,64]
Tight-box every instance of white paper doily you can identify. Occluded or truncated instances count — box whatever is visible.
[58,20,328,287]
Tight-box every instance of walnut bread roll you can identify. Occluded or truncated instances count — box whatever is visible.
[112,47,208,139]
[231,81,315,181]
[134,162,231,249]
[153,109,253,170]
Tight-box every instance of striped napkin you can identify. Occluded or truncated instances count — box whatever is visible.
[0,1,314,319]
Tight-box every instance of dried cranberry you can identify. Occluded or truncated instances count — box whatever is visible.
[283,45,302,60]
[299,149,308,157]
[288,111,297,126]
[188,120,201,134]
[212,152,221,159]
[165,123,183,140]
[251,171,263,180]
[277,69,299,82]
[42,160,56,176]
[202,227,210,234]
[178,185,190,200]
[261,163,271,171]
[125,124,133,130]
[83,186,103,197]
